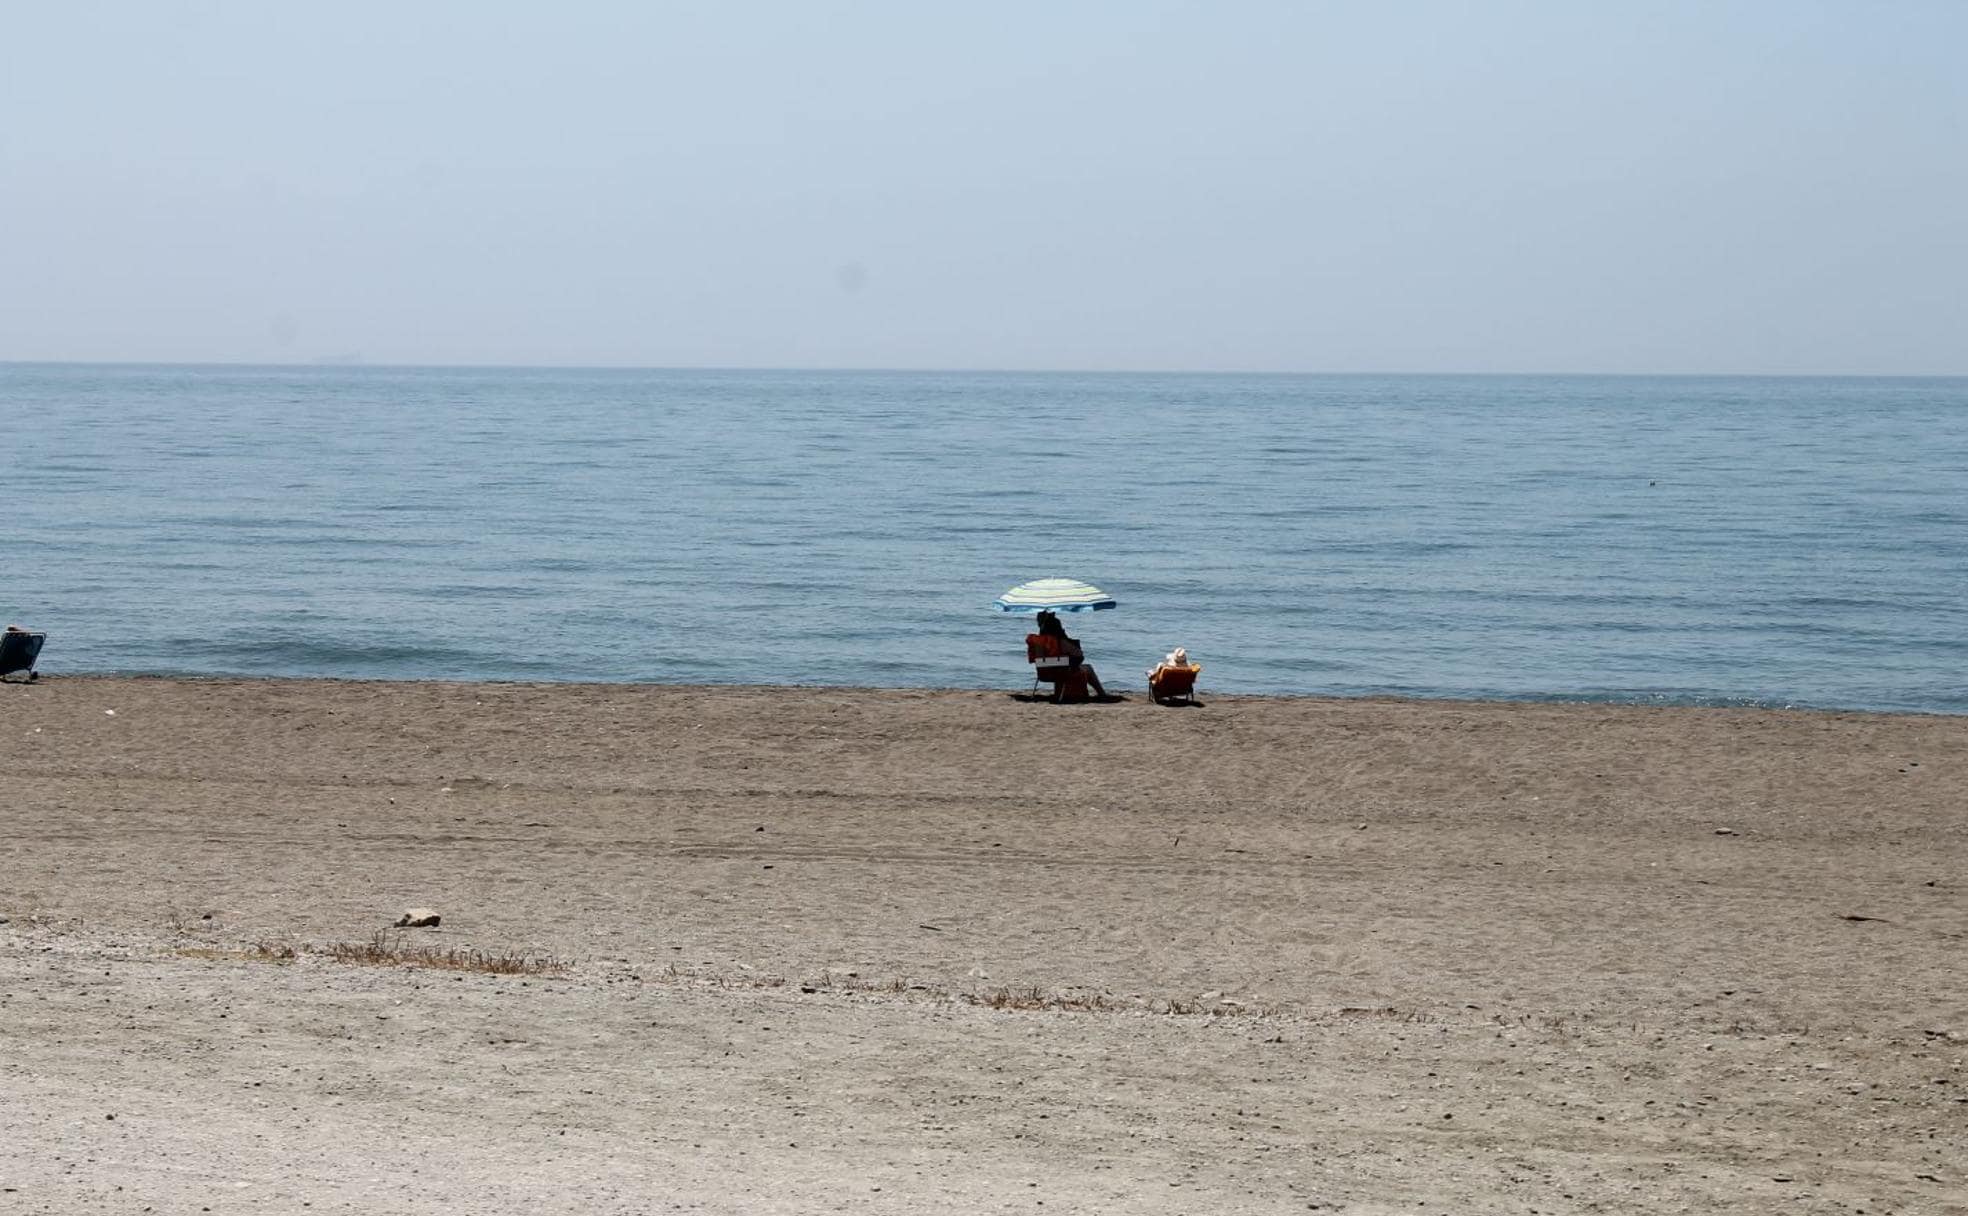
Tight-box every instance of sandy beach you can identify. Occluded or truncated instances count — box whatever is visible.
[2,676,1963,1214]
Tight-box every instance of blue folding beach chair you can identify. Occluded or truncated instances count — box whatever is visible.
[1,630,45,682]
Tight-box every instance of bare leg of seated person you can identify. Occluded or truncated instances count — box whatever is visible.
[1083,666,1107,698]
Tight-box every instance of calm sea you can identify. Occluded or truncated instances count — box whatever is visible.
[4,363,1965,713]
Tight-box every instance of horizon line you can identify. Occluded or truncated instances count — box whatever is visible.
[3,358,1965,380]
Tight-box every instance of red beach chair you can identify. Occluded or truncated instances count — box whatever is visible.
[1026,634,1088,703]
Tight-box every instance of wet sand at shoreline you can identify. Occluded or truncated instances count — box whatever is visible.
[3,677,1964,1213]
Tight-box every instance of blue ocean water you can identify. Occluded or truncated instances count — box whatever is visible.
[4,363,1965,713]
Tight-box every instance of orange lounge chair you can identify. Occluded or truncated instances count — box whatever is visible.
[1147,662,1201,705]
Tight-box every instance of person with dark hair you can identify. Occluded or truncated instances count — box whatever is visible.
[1034,610,1108,699]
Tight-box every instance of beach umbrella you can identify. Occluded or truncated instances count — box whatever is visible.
[994,577,1117,613]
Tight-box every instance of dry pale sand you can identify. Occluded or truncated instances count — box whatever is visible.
[2,676,1964,1215]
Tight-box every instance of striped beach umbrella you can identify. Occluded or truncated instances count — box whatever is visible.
[994,578,1118,613]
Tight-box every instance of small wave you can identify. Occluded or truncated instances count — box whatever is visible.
[168,635,493,671]
[419,583,554,600]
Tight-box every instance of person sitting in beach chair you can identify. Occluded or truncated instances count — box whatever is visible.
[1026,629,1078,700]
[1,625,45,683]
[1026,611,1108,703]
[1147,647,1201,706]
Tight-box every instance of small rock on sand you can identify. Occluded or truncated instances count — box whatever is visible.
[395,908,441,928]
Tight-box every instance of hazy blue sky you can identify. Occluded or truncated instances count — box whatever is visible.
[3,2,1962,373]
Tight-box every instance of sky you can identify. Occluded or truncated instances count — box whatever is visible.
[2,1,1963,374]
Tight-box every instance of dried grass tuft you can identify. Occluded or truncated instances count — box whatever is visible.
[175,931,567,975]
[176,939,298,964]
[972,985,1122,1013]
[320,930,569,975]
